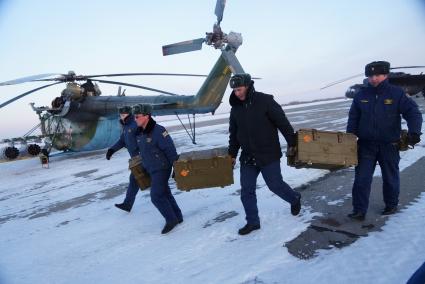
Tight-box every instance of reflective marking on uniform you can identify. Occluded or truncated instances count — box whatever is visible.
[128,129,132,133]
[384,99,393,105]
[360,100,369,103]
[146,138,152,143]
[162,131,169,138]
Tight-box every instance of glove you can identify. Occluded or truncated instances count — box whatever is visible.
[408,133,421,146]
[106,148,115,160]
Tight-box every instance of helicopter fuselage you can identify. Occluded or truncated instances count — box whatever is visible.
[39,55,232,151]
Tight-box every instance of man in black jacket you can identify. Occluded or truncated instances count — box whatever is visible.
[228,73,302,235]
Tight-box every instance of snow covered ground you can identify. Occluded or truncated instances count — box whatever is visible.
[0,98,424,284]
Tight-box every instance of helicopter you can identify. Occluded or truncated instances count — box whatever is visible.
[321,66,425,99]
[0,0,246,161]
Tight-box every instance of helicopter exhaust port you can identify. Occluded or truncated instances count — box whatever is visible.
[0,146,19,160]
[27,144,41,156]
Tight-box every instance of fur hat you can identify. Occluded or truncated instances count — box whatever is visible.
[118,106,132,114]
[132,104,153,115]
[365,61,390,77]
[230,73,252,88]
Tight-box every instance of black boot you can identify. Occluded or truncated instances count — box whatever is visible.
[347,212,366,221]
[114,203,131,212]
[291,195,301,216]
[238,224,261,235]
[382,206,397,215]
[161,221,178,234]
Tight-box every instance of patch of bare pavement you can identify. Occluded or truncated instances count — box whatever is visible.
[285,156,425,259]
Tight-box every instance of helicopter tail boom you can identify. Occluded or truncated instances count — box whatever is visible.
[190,51,233,113]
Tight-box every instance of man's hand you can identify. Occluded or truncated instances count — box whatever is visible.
[286,146,297,157]
[291,133,298,147]
[106,148,115,160]
[408,133,421,146]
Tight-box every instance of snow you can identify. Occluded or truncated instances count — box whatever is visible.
[327,199,344,206]
[0,99,424,284]
[254,192,425,284]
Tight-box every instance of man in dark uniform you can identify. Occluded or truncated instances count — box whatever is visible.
[347,61,423,221]
[132,104,183,234]
[228,73,302,236]
[106,106,140,212]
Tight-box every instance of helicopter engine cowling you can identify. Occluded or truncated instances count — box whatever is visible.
[0,146,19,160]
[61,82,83,100]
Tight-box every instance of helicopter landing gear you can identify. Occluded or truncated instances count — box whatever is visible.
[39,149,49,168]
[175,113,196,144]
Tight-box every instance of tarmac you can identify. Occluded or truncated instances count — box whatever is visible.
[285,155,425,259]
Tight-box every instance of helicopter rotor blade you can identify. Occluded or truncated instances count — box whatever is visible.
[215,0,226,25]
[83,73,209,79]
[0,73,62,86]
[90,79,181,96]
[320,65,425,90]
[390,66,425,70]
[321,72,364,90]
[0,82,62,109]
[321,65,425,90]
[162,38,205,56]
[221,49,244,74]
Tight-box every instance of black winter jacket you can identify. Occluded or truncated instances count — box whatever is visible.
[228,83,295,166]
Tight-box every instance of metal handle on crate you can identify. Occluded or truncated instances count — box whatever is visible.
[337,132,343,143]
[187,159,193,170]
[312,129,318,141]
[212,157,218,168]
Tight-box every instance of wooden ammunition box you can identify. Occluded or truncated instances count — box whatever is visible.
[287,129,358,170]
[129,156,151,190]
[174,147,234,191]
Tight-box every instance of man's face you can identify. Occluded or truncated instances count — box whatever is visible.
[368,74,387,87]
[120,113,129,120]
[134,114,149,127]
[233,86,248,101]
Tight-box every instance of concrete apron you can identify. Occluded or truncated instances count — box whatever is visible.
[285,155,425,259]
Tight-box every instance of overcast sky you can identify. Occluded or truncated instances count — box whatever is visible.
[1,0,425,138]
